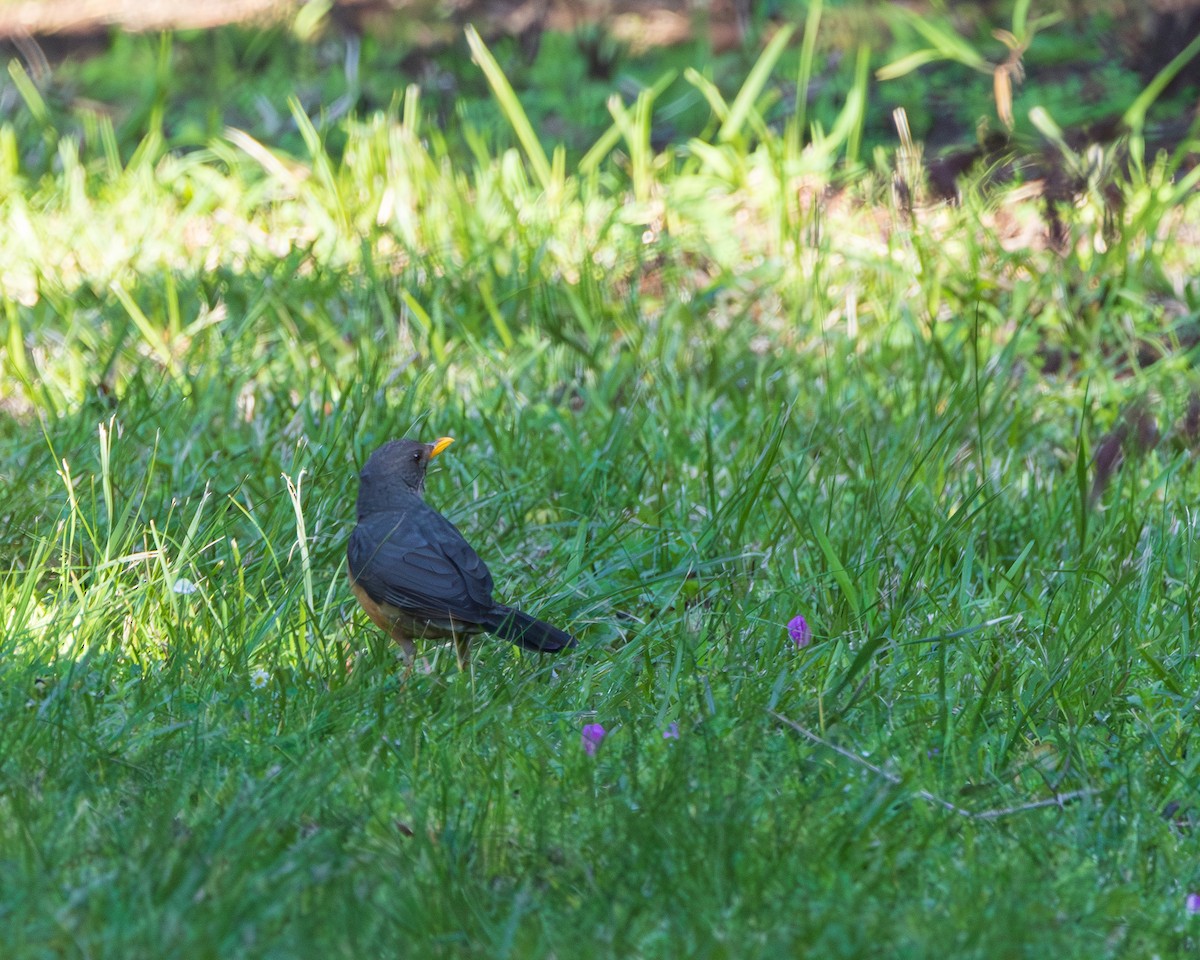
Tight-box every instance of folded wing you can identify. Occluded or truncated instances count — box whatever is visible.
[347,507,496,625]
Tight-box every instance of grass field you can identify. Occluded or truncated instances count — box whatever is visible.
[5,7,1200,957]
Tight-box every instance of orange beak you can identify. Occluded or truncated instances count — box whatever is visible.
[429,436,455,458]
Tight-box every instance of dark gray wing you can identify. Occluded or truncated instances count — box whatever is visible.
[347,506,496,624]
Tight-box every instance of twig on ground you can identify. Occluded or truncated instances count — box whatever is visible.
[768,710,1096,821]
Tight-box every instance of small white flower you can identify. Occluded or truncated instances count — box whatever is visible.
[250,668,270,690]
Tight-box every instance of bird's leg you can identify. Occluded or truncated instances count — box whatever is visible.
[454,634,471,672]
[389,627,417,672]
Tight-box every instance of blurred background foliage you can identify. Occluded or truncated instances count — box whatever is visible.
[1,0,1196,169]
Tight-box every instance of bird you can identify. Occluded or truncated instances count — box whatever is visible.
[347,436,577,670]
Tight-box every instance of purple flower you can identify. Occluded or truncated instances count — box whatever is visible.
[662,722,680,740]
[1187,892,1200,915]
[581,723,606,756]
[787,615,811,648]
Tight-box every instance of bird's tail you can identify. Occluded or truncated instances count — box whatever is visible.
[488,605,577,653]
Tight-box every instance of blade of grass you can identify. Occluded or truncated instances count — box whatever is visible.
[793,0,823,139]
[465,25,554,194]
[719,24,794,143]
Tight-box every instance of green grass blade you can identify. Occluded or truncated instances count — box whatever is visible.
[465,24,554,193]
[794,0,823,135]
[1121,29,1200,135]
[719,24,794,143]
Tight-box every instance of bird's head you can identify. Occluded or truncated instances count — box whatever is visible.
[357,436,454,514]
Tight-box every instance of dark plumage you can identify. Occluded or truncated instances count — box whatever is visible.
[347,437,577,669]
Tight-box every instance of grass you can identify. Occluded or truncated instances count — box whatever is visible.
[4,6,1200,957]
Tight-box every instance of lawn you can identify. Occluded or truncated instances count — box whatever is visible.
[3,4,1200,957]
